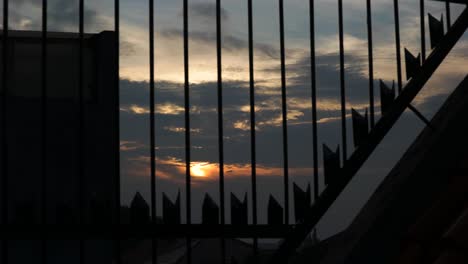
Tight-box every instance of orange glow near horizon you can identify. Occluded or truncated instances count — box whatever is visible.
[127,156,319,187]
[129,156,316,182]
[190,162,209,178]
[175,161,220,180]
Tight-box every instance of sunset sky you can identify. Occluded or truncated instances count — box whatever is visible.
[3,0,468,238]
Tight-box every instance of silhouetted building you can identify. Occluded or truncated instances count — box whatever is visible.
[0,30,117,264]
[0,30,118,224]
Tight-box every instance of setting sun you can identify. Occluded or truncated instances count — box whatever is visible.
[190,162,209,178]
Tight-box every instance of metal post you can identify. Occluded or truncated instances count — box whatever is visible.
[183,0,192,262]
[41,0,48,262]
[394,0,403,93]
[78,0,86,263]
[420,0,426,63]
[367,0,375,128]
[309,0,319,201]
[278,0,289,225]
[114,0,122,263]
[247,0,258,258]
[338,0,347,161]
[446,1,451,28]
[1,0,9,262]
[149,0,158,263]
[216,0,226,262]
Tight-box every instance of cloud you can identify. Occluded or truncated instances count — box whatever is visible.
[121,105,150,115]
[156,103,185,115]
[6,0,105,32]
[160,28,281,60]
[120,41,138,57]
[120,141,145,152]
[164,126,202,134]
[186,3,229,22]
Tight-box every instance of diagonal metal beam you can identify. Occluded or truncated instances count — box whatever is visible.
[408,104,434,129]
[268,6,468,263]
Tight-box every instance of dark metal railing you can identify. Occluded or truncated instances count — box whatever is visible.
[0,0,466,264]
[270,4,468,262]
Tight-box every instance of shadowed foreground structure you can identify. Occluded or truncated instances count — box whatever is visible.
[296,76,468,264]
[0,0,467,263]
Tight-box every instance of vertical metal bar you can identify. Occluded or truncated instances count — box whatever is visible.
[114,0,122,262]
[420,0,426,63]
[309,0,318,201]
[41,0,48,262]
[78,0,85,263]
[338,0,347,161]
[149,0,156,226]
[41,0,48,225]
[149,0,157,263]
[216,0,226,262]
[1,0,8,262]
[278,0,289,225]
[79,0,85,225]
[216,0,224,227]
[183,0,190,228]
[445,1,451,29]
[247,0,258,258]
[183,0,192,263]
[114,0,121,224]
[394,0,403,93]
[367,0,375,128]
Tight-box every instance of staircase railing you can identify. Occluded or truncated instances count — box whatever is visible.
[269,3,468,263]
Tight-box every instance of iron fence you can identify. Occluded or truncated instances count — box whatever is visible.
[0,0,466,263]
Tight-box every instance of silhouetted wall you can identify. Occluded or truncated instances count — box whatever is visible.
[0,30,118,223]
